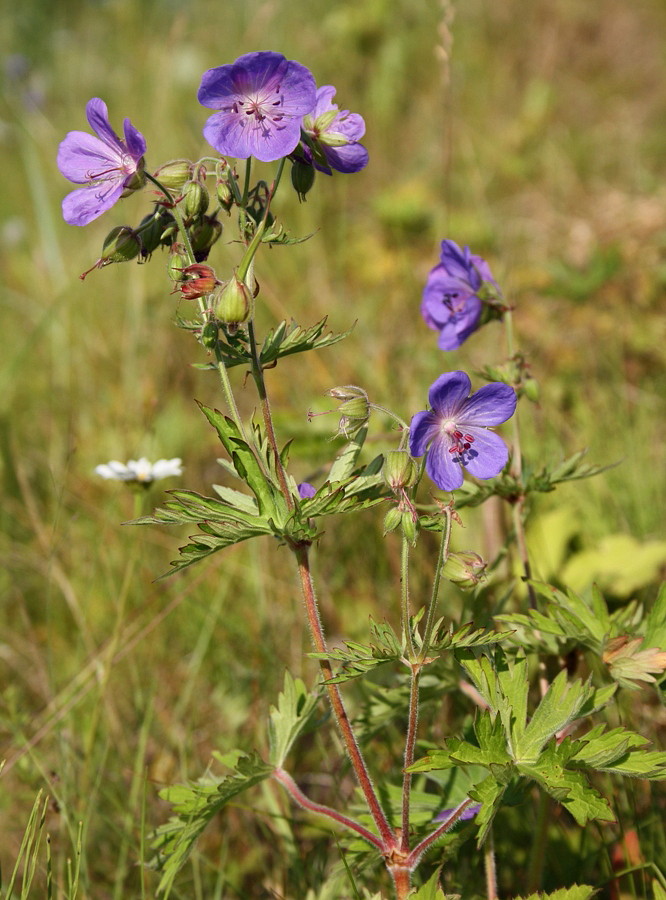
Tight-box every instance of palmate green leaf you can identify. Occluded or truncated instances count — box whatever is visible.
[515,671,595,762]
[513,886,597,900]
[162,518,275,575]
[268,671,321,767]
[469,775,507,845]
[259,317,353,366]
[568,724,647,769]
[429,621,510,652]
[151,751,273,896]
[409,713,512,775]
[198,403,286,521]
[309,618,403,684]
[518,742,615,825]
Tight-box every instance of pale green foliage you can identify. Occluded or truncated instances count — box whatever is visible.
[151,751,273,896]
[409,648,666,843]
[268,671,321,767]
[513,886,597,900]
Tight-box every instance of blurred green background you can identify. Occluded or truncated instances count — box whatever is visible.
[0,0,664,896]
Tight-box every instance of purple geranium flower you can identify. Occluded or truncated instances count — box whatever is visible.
[300,85,368,174]
[57,98,146,226]
[421,240,498,350]
[409,371,516,492]
[434,802,482,824]
[198,51,317,162]
[297,482,317,499]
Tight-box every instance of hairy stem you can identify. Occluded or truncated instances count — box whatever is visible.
[401,535,416,659]
[273,768,383,850]
[485,828,498,900]
[503,307,537,609]
[247,320,293,509]
[292,542,395,847]
[400,665,421,855]
[420,508,452,654]
[406,797,475,868]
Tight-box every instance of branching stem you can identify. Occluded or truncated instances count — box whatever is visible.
[292,542,395,848]
[273,768,383,850]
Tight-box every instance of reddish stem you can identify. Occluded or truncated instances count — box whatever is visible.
[406,797,475,869]
[272,767,383,850]
[292,541,395,848]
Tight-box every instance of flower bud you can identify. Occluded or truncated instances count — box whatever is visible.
[523,377,540,403]
[400,509,419,545]
[382,450,418,493]
[79,225,141,279]
[101,225,141,263]
[326,385,370,438]
[214,275,253,331]
[216,179,235,212]
[153,159,194,192]
[383,506,402,535]
[184,179,209,220]
[136,209,173,256]
[442,551,487,590]
[291,160,315,201]
[167,244,190,282]
[188,215,223,262]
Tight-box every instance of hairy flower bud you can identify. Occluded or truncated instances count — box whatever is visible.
[383,450,418,493]
[101,225,141,263]
[326,385,370,438]
[153,159,194,191]
[136,209,173,257]
[167,244,190,282]
[184,179,210,220]
[383,507,402,535]
[442,551,487,590]
[188,215,223,261]
[214,275,253,331]
[291,160,315,201]
[216,179,235,212]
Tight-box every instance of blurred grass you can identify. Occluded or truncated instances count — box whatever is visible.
[0,0,665,896]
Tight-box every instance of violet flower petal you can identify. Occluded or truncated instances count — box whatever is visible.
[428,371,472,416]
[408,410,440,458]
[425,434,465,491]
[458,383,517,426]
[62,182,125,226]
[458,427,510,479]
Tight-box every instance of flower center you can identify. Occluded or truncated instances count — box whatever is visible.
[86,153,135,182]
[441,419,476,463]
[227,84,286,131]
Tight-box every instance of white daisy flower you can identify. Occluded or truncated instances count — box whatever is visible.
[94,457,183,484]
